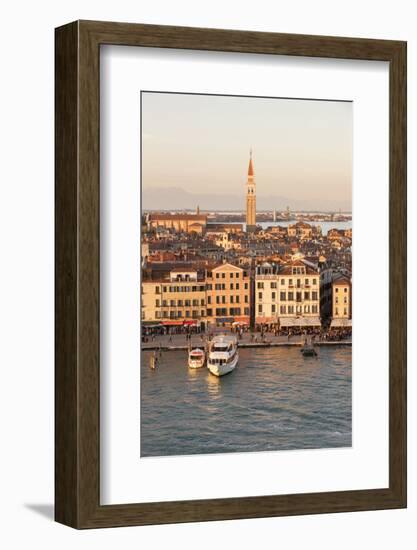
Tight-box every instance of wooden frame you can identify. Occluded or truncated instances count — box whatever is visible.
[55,20,407,529]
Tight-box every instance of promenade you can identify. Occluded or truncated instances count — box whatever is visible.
[142,331,351,351]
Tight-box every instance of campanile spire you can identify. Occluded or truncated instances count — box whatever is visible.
[245,149,256,232]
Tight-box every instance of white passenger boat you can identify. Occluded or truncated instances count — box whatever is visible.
[207,335,238,376]
[188,348,206,369]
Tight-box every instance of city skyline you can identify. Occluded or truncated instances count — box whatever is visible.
[141,91,353,212]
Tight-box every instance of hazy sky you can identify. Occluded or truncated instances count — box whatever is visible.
[141,92,352,211]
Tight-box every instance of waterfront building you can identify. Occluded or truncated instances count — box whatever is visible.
[255,262,280,325]
[141,266,207,329]
[245,150,257,232]
[205,263,251,327]
[147,213,207,234]
[277,260,321,329]
[331,274,352,321]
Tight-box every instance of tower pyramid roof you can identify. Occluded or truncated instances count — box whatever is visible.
[248,150,254,176]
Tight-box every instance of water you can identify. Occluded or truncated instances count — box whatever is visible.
[141,346,352,457]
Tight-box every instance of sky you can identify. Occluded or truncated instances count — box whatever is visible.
[141,91,352,212]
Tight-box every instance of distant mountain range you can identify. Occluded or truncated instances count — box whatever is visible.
[142,186,351,213]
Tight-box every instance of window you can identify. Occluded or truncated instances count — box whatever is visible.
[304,292,310,300]
[258,305,263,313]
[258,282,264,289]
[344,287,348,292]
[201,299,205,306]
[207,309,212,316]
[304,305,309,313]
[272,304,276,313]
[313,279,317,285]
[230,296,234,304]
[163,286,167,292]
[335,287,339,292]
[258,292,263,300]
[207,296,211,304]
[312,291,318,300]
[222,296,226,304]
[192,299,198,306]
[245,295,248,303]
[289,279,293,286]
[216,296,220,304]
[335,297,339,304]
[192,311,198,318]
[206,284,212,290]
[272,292,276,301]
[280,291,286,301]
[281,279,285,285]
[155,299,160,307]
[271,282,277,289]
[230,283,234,290]
[280,305,286,314]
[288,305,294,314]
[344,308,347,315]
[216,273,219,279]
[170,300,175,307]
[230,272,233,278]
[222,273,225,279]
[296,292,302,302]
[305,279,309,286]
[344,297,347,304]
[162,300,167,307]
[235,272,240,278]
[236,296,240,303]
[178,300,183,306]
[215,283,222,290]
[335,307,339,315]
[244,283,248,290]
[244,307,250,315]
[236,283,240,290]
[288,292,294,301]
[201,310,205,316]
[185,300,191,307]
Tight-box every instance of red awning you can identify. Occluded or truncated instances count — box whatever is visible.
[162,320,199,326]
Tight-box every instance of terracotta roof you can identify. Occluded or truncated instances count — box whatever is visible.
[149,214,207,221]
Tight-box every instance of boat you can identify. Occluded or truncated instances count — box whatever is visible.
[188,348,206,369]
[207,335,238,376]
[300,337,317,357]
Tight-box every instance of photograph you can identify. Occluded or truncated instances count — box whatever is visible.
[140,91,353,458]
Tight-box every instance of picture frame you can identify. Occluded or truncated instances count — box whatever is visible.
[55,20,407,528]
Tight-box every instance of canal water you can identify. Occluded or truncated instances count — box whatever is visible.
[141,346,352,457]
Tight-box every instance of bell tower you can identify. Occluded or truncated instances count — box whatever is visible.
[246,149,256,232]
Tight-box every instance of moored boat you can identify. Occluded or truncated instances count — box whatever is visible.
[188,348,206,369]
[207,335,238,376]
[301,337,317,357]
